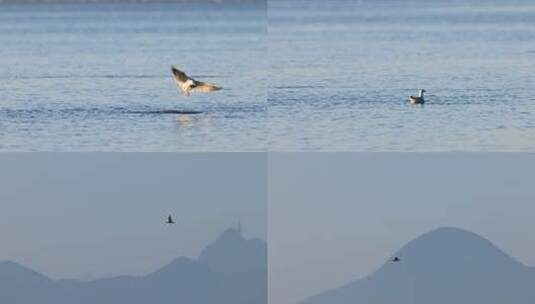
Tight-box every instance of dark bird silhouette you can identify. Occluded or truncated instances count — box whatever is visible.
[409,89,426,104]
[392,257,400,262]
[166,215,176,224]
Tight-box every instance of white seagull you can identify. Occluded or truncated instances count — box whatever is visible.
[171,66,221,96]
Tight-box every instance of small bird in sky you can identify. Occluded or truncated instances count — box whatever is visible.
[392,257,400,262]
[171,66,221,96]
[166,215,176,224]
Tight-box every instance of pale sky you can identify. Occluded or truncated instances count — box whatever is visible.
[0,153,266,280]
[269,153,535,304]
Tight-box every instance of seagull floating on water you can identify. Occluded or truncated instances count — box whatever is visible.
[171,66,221,96]
[166,215,176,224]
[409,89,426,104]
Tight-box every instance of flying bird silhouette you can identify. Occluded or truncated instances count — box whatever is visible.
[171,66,221,96]
[392,257,400,262]
[166,215,176,224]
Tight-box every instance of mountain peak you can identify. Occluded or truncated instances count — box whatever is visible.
[418,226,489,242]
[198,228,266,274]
[392,227,514,265]
[0,260,51,282]
[428,226,477,235]
[219,227,245,240]
[303,227,535,304]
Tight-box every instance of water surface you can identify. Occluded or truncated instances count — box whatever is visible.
[0,2,266,151]
[269,0,535,151]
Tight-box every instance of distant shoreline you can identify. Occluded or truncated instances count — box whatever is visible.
[0,0,264,4]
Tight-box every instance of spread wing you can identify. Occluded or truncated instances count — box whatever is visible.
[171,66,190,84]
[191,81,222,92]
[171,66,221,95]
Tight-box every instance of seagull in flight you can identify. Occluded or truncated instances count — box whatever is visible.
[171,66,221,96]
[166,215,176,224]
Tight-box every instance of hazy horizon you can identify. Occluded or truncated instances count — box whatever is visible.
[0,0,264,3]
[269,153,535,304]
[0,153,266,280]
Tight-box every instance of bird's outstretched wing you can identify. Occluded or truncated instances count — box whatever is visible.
[171,66,190,84]
[192,81,222,92]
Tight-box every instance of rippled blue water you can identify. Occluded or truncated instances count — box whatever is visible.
[2,1,534,151]
[269,0,535,151]
[0,2,266,151]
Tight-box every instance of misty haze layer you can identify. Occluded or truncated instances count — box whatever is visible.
[0,228,267,304]
[303,227,535,304]
[269,153,535,304]
[0,153,266,279]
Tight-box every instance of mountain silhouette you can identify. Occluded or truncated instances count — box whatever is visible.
[199,227,267,274]
[0,228,266,304]
[302,227,535,304]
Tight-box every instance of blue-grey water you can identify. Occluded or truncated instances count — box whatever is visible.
[0,2,266,151]
[2,1,535,151]
[269,0,535,151]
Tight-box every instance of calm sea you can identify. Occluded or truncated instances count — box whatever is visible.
[2,1,534,151]
[0,2,266,151]
[269,0,535,151]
